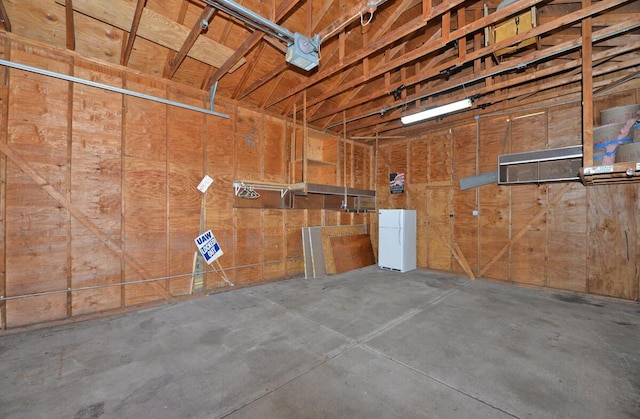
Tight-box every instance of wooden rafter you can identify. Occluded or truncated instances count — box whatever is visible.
[232,42,267,98]
[121,0,147,66]
[64,0,74,50]
[340,41,640,136]
[265,0,468,108]
[295,0,548,115]
[314,0,637,127]
[164,5,215,79]
[238,61,288,100]
[204,0,302,90]
[163,0,190,79]
[0,0,9,32]
[305,0,418,121]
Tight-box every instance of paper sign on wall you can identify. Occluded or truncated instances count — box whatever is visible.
[197,175,214,193]
[195,230,224,264]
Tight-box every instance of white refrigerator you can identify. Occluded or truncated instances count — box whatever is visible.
[378,209,416,272]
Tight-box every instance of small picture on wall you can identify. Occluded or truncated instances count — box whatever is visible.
[390,172,405,194]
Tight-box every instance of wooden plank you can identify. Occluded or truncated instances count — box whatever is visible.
[263,115,287,183]
[478,182,574,278]
[510,184,546,286]
[71,64,123,315]
[122,74,171,304]
[427,188,452,271]
[0,142,173,301]
[5,45,72,327]
[453,123,478,275]
[167,88,204,296]
[54,0,245,71]
[581,3,593,167]
[321,224,367,274]
[330,234,376,274]
[429,130,453,186]
[588,184,638,299]
[235,107,263,182]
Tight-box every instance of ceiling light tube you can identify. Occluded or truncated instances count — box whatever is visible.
[401,98,472,125]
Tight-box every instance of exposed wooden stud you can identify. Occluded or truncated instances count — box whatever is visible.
[232,42,266,99]
[0,5,8,33]
[164,6,214,79]
[205,0,302,90]
[442,11,451,42]
[478,182,575,278]
[581,0,594,167]
[0,140,174,302]
[269,0,468,106]
[57,0,244,71]
[121,0,147,66]
[458,6,466,60]
[162,0,190,80]
[64,0,75,51]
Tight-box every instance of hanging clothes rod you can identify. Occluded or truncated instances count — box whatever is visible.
[0,58,229,119]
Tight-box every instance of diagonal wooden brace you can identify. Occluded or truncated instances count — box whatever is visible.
[0,140,174,302]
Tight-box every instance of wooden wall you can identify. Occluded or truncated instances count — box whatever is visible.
[0,35,372,330]
[373,80,640,302]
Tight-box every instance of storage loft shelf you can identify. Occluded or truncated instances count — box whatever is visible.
[232,180,376,211]
[580,162,640,185]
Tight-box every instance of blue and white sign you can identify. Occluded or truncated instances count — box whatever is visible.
[195,230,224,264]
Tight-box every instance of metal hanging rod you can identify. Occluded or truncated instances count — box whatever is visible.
[0,59,229,118]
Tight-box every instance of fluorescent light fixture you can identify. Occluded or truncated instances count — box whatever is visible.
[401,98,472,125]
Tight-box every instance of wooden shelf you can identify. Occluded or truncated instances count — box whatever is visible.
[307,158,336,166]
[580,161,640,185]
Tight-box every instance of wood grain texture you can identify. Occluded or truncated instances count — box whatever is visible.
[588,184,638,299]
[321,225,367,274]
[330,234,375,274]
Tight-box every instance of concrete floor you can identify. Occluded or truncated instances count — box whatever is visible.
[1,267,639,419]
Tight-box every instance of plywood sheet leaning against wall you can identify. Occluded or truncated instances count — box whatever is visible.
[330,234,375,274]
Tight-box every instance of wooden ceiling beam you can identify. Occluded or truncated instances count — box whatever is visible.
[342,36,640,136]
[121,0,147,66]
[237,62,288,100]
[163,0,190,79]
[289,0,421,117]
[308,29,441,121]
[164,5,215,79]
[56,0,244,71]
[0,0,9,32]
[64,0,74,50]
[309,0,548,112]
[311,0,636,123]
[232,42,266,98]
[204,0,302,90]
[265,0,477,108]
